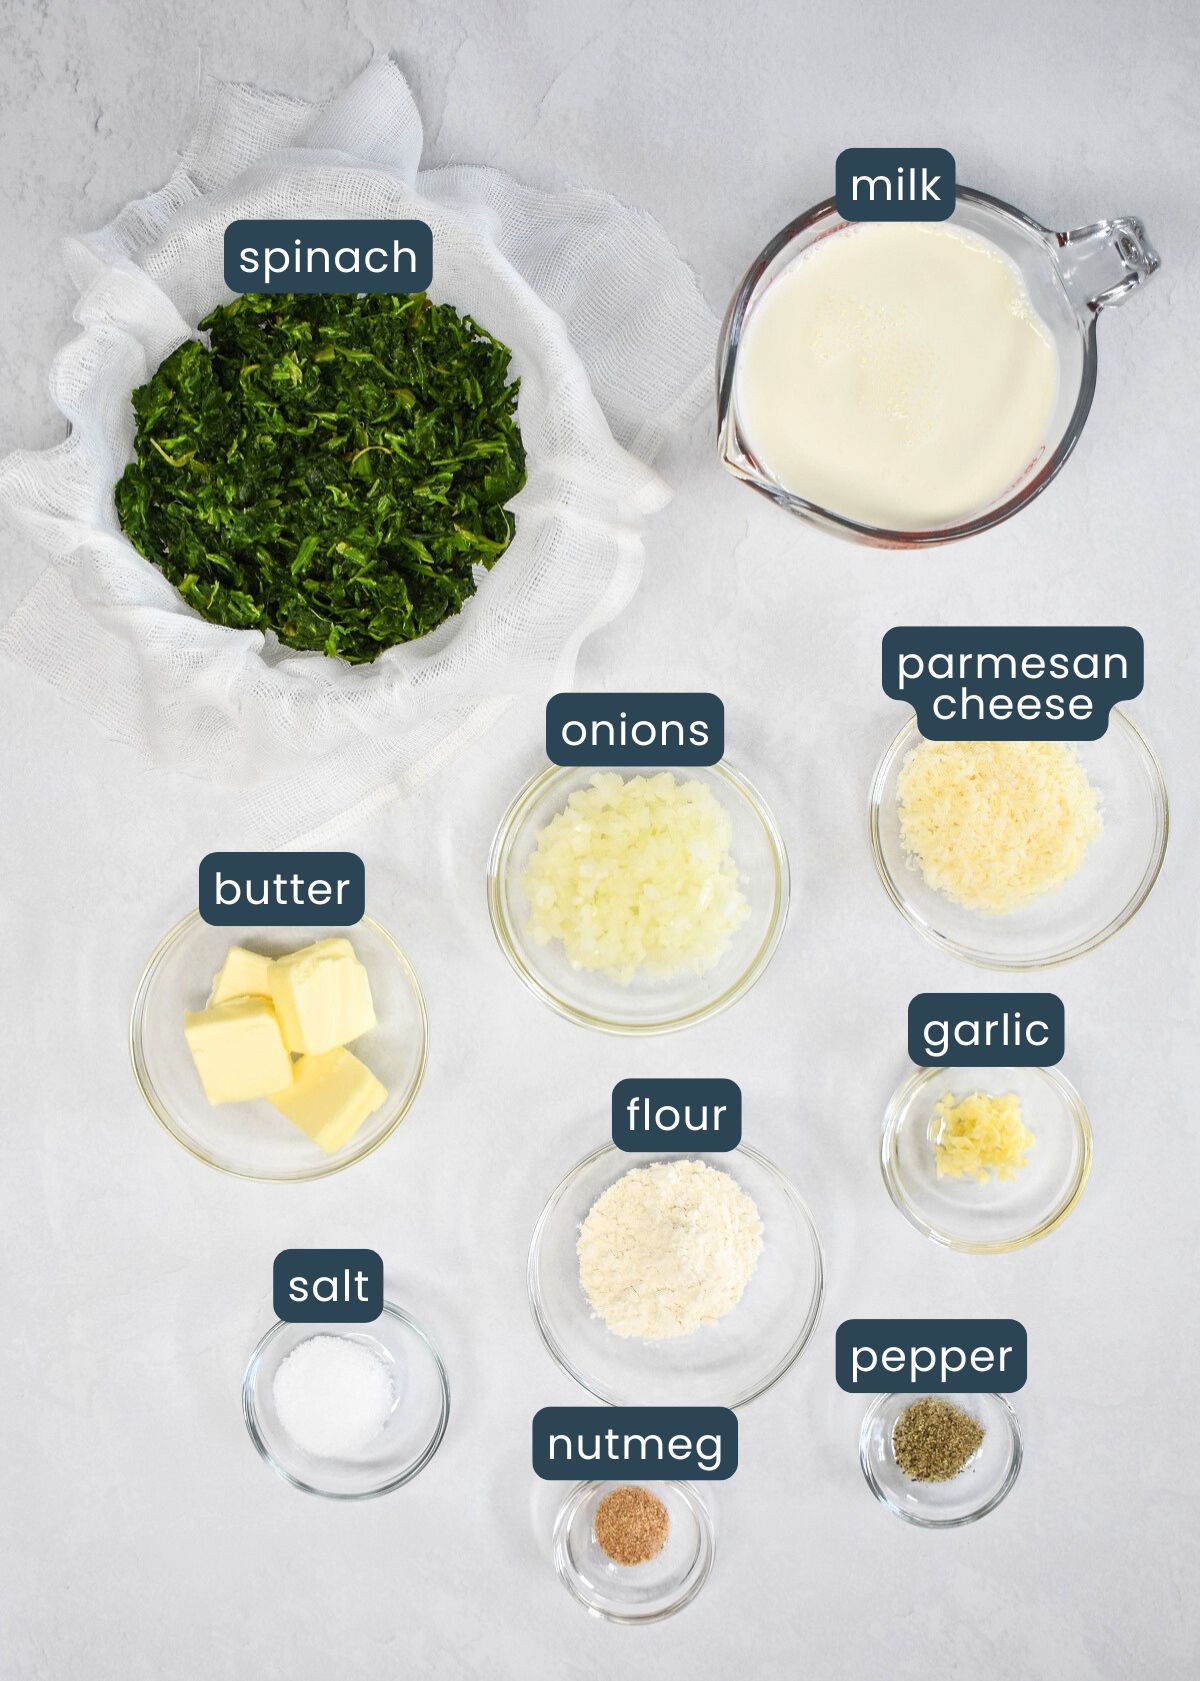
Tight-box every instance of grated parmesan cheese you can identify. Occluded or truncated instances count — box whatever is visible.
[896,740,1102,915]
[932,1090,1035,1183]
[521,772,750,983]
[576,1160,764,1339]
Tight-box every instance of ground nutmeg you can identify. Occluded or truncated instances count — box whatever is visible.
[594,1485,670,1565]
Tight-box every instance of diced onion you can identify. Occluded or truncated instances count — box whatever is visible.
[521,772,750,983]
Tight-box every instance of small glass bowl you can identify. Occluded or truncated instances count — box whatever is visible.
[130,913,428,1181]
[869,710,1168,969]
[242,1304,450,1499]
[860,1392,1022,1526]
[881,1064,1091,1253]
[552,1481,715,1623]
[529,1143,823,1407]
[487,760,790,1035]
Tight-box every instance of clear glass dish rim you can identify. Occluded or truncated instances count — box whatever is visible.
[551,1478,715,1625]
[867,707,1169,970]
[858,1391,1023,1528]
[241,1301,451,1500]
[527,1141,825,1408]
[128,909,429,1182]
[880,1063,1093,1254]
[716,184,1100,547]
[486,758,791,1036]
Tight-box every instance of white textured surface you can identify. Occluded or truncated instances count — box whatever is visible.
[1,2,1197,1678]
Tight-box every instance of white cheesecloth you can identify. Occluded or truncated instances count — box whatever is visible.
[0,57,716,843]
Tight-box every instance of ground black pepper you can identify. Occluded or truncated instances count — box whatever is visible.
[892,1398,985,1482]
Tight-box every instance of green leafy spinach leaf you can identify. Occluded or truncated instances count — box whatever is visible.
[114,291,526,663]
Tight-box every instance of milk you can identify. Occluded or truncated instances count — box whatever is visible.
[734,222,1059,531]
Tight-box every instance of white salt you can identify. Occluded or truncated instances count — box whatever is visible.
[272,1334,393,1459]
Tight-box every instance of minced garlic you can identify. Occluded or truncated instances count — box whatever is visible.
[896,740,1102,915]
[521,772,749,983]
[932,1090,1035,1183]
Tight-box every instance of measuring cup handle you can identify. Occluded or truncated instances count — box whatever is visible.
[1056,216,1161,313]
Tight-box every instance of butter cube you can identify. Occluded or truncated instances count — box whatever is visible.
[183,997,294,1105]
[269,1047,388,1155]
[209,945,275,1005]
[268,938,376,1055]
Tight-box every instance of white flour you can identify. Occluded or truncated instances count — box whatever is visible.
[577,1160,764,1339]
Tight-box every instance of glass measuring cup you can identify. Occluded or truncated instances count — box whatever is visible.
[716,188,1159,546]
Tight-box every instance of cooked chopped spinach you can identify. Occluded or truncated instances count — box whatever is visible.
[113,291,526,662]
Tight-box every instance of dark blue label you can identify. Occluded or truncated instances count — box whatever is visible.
[198,852,364,926]
[532,1407,736,1480]
[836,1320,1027,1392]
[546,693,723,766]
[224,219,433,294]
[612,1079,741,1152]
[883,626,1143,740]
[909,994,1064,1067]
[273,1249,383,1322]
[835,149,955,220]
